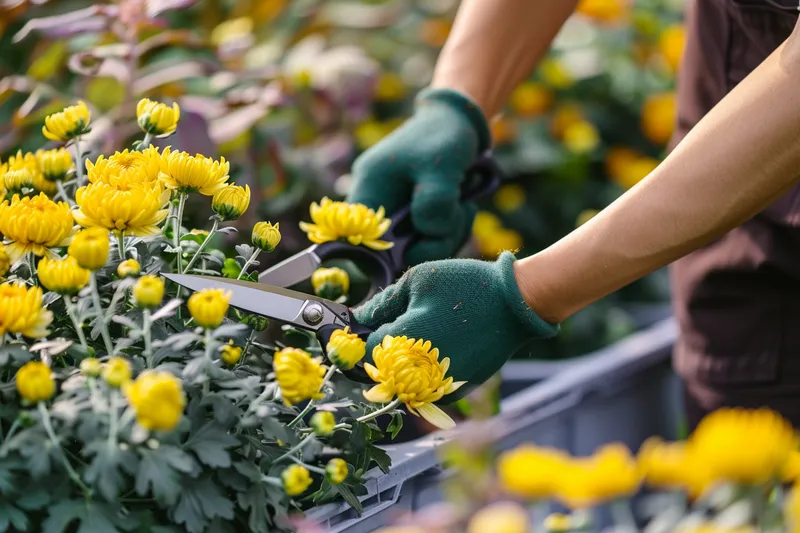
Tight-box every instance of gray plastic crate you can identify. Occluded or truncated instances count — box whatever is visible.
[306,317,682,532]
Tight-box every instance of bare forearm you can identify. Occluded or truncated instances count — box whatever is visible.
[431,0,578,118]
[516,23,800,324]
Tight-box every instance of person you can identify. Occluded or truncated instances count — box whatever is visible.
[345,0,800,429]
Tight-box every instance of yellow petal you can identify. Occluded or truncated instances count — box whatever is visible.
[446,380,467,394]
[363,383,394,403]
[416,403,456,430]
[363,239,395,251]
[363,362,381,382]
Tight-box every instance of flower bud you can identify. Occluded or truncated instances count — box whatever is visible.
[133,275,164,308]
[310,411,336,436]
[68,227,110,270]
[251,221,281,252]
[16,361,55,403]
[38,256,90,295]
[125,371,186,431]
[220,341,242,366]
[187,288,231,329]
[242,314,269,332]
[212,184,251,221]
[80,357,102,377]
[42,101,91,143]
[325,458,348,485]
[36,148,74,182]
[282,464,313,496]
[136,98,180,137]
[326,327,366,370]
[311,267,350,301]
[3,168,35,194]
[117,259,141,278]
[103,357,132,388]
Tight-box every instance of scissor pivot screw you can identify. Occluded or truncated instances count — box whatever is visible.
[303,303,324,325]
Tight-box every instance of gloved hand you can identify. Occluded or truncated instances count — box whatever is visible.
[347,88,492,265]
[353,253,559,395]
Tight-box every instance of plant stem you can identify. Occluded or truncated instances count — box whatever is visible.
[261,475,282,488]
[275,433,315,463]
[89,272,114,356]
[356,398,402,423]
[74,137,85,188]
[38,402,91,496]
[140,133,153,150]
[0,418,20,449]
[55,180,75,206]
[236,249,261,280]
[203,329,213,396]
[173,192,188,305]
[107,391,119,451]
[64,297,89,352]
[116,231,126,261]
[26,253,37,284]
[142,309,153,368]
[288,455,325,474]
[184,218,219,273]
[287,365,338,428]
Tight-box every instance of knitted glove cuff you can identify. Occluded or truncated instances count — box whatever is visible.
[415,87,492,152]
[494,252,560,339]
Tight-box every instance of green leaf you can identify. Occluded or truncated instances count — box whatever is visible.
[171,476,234,533]
[387,412,403,440]
[0,501,29,531]
[16,488,51,510]
[201,395,240,426]
[83,443,137,501]
[334,483,363,516]
[366,444,391,475]
[135,446,196,505]
[184,422,239,468]
[237,485,271,533]
[43,500,134,533]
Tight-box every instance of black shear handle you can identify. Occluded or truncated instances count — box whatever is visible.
[317,312,375,384]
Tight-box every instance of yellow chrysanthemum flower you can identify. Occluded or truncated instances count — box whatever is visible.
[0,193,75,262]
[575,0,629,23]
[637,437,714,498]
[117,259,141,278]
[3,167,35,194]
[274,347,326,406]
[37,256,90,295]
[510,82,552,118]
[476,229,523,258]
[212,184,251,221]
[325,326,366,370]
[563,120,601,154]
[159,147,230,195]
[659,24,686,74]
[363,336,465,430]
[498,444,571,500]
[0,243,9,278]
[252,221,281,252]
[42,100,91,142]
[68,227,110,271]
[472,211,503,239]
[299,197,393,251]
[0,282,53,338]
[282,464,313,496]
[133,275,165,308]
[220,341,242,366]
[493,184,526,213]
[555,443,641,509]
[80,358,102,377]
[124,371,186,431]
[783,450,800,482]
[32,172,57,196]
[187,288,231,329]
[73,181,170,237]
[36,148,74,182]
[86,147,162,187]
[15,361,55,402]
[325,458,348,485]
[641,92,676,146]
[374,72,407,102]
[466,502,530,533]
[310,411,336,436]
[136,98,181,137]
[103,356,132,387]
[311,267,350,300]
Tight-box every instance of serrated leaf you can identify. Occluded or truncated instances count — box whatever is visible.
[212,324,249,339]
[201,394,240,426]
[111,315,139,330]
[150,299,182,321]
[171,476,234,533]
[161,332,199,351]
[16,488,51,511]
[366,443,391,474]
[334,483,363,516]
[184,423,239,468]
[235,244,255,259]
[237,485,271,533]
[387,412,403,440]
[0,501,28,531]
[135,446,196,505]
[216,226,238,235]
[83,443,137,501]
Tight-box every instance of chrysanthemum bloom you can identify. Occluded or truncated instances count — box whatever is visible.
[73,180,170,237]
[220,341,242,366]
[466,502,530,533]
[133,275,164,308]
[68,227,110,271]
[80,358,102,377]
[637,437,714,498]
[42,101,91,142]
[325,458,348,485]
[211,184,250,221]
[36,148,74,182]
[0,193,75,262]
[251,221,281,252]
[273,347,326,406]
[3,150,47,194]
[136,98,181,137]
[187,288,231,329]
[0,243,10,278]
[159,148,229,195]
[124,371,186,431]
[103,357,132,388]
[3,167,35,194]
[85,148,162,187]
[31,172,57,196]
[38,256,90,295]
[497,445,571,500]
[363,336,465,430]
[117,259,141,278]
[300,197,393,250]
[15,361,55,402]
[325,327,365,370]
[311,267,349,300]
[282,464,313,496]
[310,411,336,436]
[0,282,53,338]
[554,444,642,509]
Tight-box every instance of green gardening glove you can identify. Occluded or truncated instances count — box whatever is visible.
[352,252,559,393]
[347,88,492,265]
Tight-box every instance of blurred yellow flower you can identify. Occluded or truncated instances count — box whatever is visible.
[15,361,55,402]
[0,243,9,278]
[477,229,523,258]
[783,450,800,482]
[311,267,350,300]
[86,148,162,187]
[124,371,186,431]
[0,193,74,262]
[326,326,366,370]
[36,148,73,182]
[613,156,659,190]
[68,227,109,271]
[220,341,242,366]
[136,98,180,137]
[0,283,53,338]
[491,117,518,146]
[637,437,714,498]
[300,197,393,251]
[2,168,34,194]
[74,181,170,237]
[375,72,407,102]
[282,464,313,496]
[210,17,253,47]
[641,92,676,146]
[355,120,392,150]
[466,501,530,533]
[32,172,58,196]
[187,288,231,329]
[133,275,165,308]
[274,347,326,406]
[543,514,572,533]
[310,411,336,436]
[364,336,465,430]
[38,256,90,295]
[510,82,552,118]
[659,24,686,74]
[419,17,452,48]
[160,148,230,195]
[103,356,132,387]
[212,184,251,221]
[252,221,282,252]
[42,101,91,142]
[575,0,630,23]
[688,407,798,485]
[494,184,526,213]
[550,104,584,140]
[80,357,102,377]
[564,121,601,154]
[555,444,641,509]
[498,445,570,499]
[472,211,503,239]
[325,458,348,485]
[540,59,574,90]
[117,259,141,278]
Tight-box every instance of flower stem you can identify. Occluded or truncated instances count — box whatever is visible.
[288,455,325,474]
[357,398,402,423]
[287,365,338,428]
[107,391,119,451]
[203,328,213,396]
[0,418,20,451]
[142,309,153,368]
[174,193,187,274]
[275,433,315,463]
[184,218,219,273]
[26,253,37,285]
[610,500,636,530]
[236,249,261,281]
[64,297,89,353]
[38,402,91,496]
[89,272,114,356]
[55,180,75,206]
[116,231,126,261]
[261,475,282,488]
[140,133,153,150]
[74,137,85,188]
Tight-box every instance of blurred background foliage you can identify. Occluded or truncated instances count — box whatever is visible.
[0,0,684,360]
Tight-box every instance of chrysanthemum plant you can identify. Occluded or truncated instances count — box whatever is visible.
[0,100,462,533]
